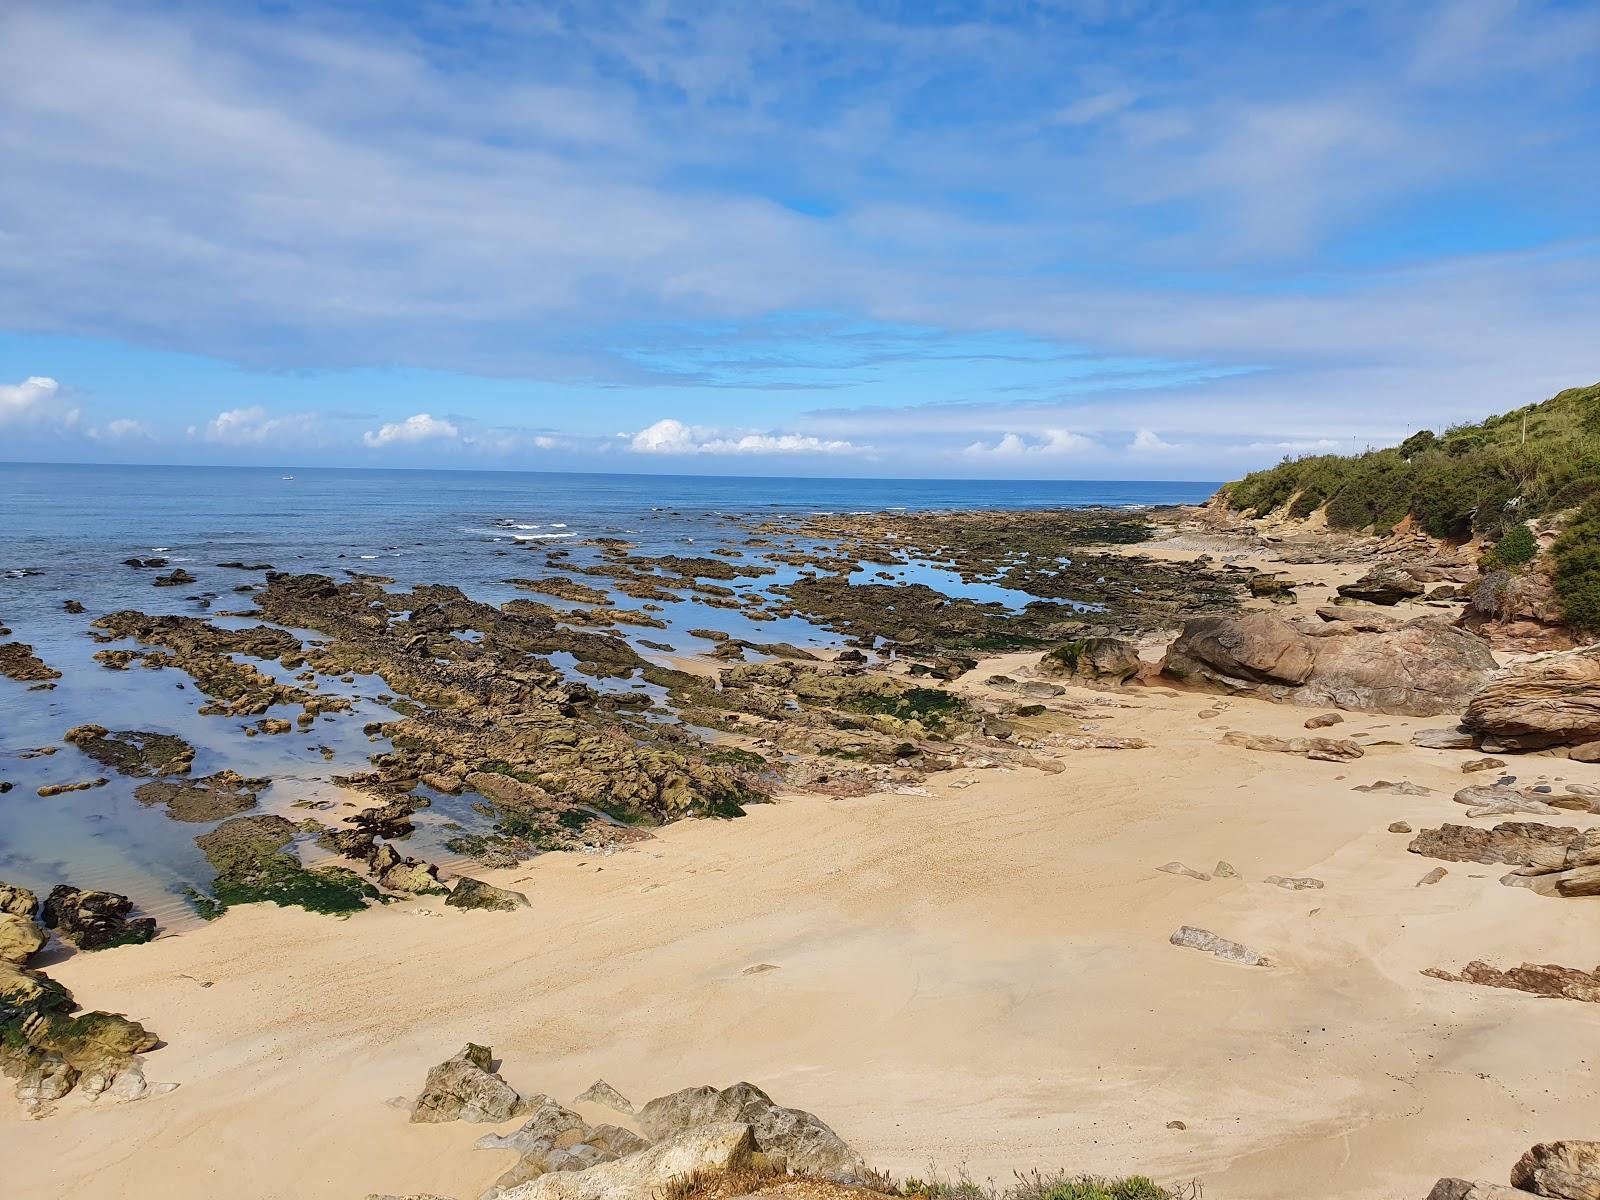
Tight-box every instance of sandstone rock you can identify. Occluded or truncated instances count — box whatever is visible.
[1168,925,1268,966]
[1510,1140,1600,1197]
[1413,728,1478,750]
[0,881,39,919]
[1221,731,1364,762]
[40,886,157,951]
[1424,1181,1534,1200]
[575,1078,634,1115]
[1264,875,1323,890]
[1337,563,1424,606]
[1304,712,1343,729]
[0,914,48,963]
[1416,867,1448,887]
[1354,779,1431,795]
[1462,757,1507,774]
[411,1044,528,1124]
[446,877,528,912]
[1163,612,1493,716]
[498,1122,758,1200]
[1156,862,1211,881]
[1463,645,1600,749]
[1452,786,1567,818]
[1571,741,1600,764]
[1409,822,1590,866]
[1425,962,1600,1005]
[1038,637,1141,686]
[1214,861,1238,878]
[637,1081,864,1182]
[1389,822,1413,833]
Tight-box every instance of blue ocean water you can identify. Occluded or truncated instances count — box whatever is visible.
[0,463,1217,926]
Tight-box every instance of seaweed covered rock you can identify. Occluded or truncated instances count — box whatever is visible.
[446,877,528,912]
[1038,637,1141,686]
[135,770,267,821]
[41,885,157,951]
[64,725,195,777]
[196,814,376,915]
[0,642,61,683]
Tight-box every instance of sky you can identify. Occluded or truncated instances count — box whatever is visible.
[1,0,1598,480]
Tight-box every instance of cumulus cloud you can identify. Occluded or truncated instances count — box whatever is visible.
[0,376,78,428]
[87,417,155,441]
[628,418,865,456]
[1129,429,1177,452]
[362,413,460,448]
[962,430,1096,458]
[202,406,321,445]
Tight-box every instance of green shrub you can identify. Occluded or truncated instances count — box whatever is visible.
[1222,381,1600,539]
[1553,497,1600,632]
[1495,524,1537,565]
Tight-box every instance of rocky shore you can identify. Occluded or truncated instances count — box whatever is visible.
[1,500,1596,1198]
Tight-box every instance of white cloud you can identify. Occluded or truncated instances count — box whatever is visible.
[0,375,78,428]
[1129,429,1177,453]
[962,430,1096,458]
[362,412,460,448]
[628,417,865,456]
[203,406,321,445]
[87,417,155,441]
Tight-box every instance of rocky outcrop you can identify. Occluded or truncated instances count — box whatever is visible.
[476,1095,650,1192]
[1409,823,1595,867]
[410,1043,529,1124]
[1462,645,1600,750]
[1038,637,1141,686]
[40,885,157,951]
[637,1082,864,1182]
[1161,611,1495,716]
[135,771,266,821]
[0,913,48,963]
[497,1123,759,1200]
[196,814,376,915]
[0,642,61,683]
[64,725,195,777]
[1336,562,1424,605]
[1424,961,1600,1004]
[0,881,39,919]
[1427,1140,1600,1200]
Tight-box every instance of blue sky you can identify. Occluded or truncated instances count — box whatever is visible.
[1,0,1598,479]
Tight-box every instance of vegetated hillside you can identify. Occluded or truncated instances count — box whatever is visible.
[1220,382,1600,632]
[1220,382,1600,540]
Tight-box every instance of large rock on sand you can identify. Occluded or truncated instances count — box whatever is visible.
[1511,1141,1600,1198]
[1038,637,1142,686]
[0,914,48,964]
[1161,611,1495,716]
[410,1043,529,1124]
[1462,644,1600,750]
[1337,562,1424,606]
[499,1123,758,1200]
[637,1081,865,1182]
[40,885,156,951]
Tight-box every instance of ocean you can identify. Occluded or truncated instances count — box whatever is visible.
[0,463,1218,928]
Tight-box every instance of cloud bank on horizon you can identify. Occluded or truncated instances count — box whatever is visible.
[0,0,1597,479]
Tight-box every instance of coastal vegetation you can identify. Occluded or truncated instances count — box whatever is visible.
[1221,381,1600,628]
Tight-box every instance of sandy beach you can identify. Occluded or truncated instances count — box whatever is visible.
[7,625,1596,1199]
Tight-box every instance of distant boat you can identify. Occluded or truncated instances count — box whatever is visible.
[281,475,295,480]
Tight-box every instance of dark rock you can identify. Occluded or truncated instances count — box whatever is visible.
[40,886,156,951]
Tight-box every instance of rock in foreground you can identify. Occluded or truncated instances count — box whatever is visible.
[411,1043,529,1124]
[1463,645,1600,750]
[637,1081,864,1182]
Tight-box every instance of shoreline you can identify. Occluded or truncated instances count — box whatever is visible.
[4,504,1597,1199]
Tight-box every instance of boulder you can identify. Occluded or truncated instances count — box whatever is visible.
[637,1081,864,1182]
[1168,926,1268,966]
[1163,612,1494,716]
[0,914,48,964]
[40,885,157,951]
[1463,645,1600,749]
[0,881,38,919]
[1409,823,1592,867]
[1337,563,1424,606]
[410,1044,529,1124]
[1038,638,1141,687]
[446,878,528,912]
[1511,1141,1600,1198]
[498,1123,758,1200]
[1413,728,1478,750]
